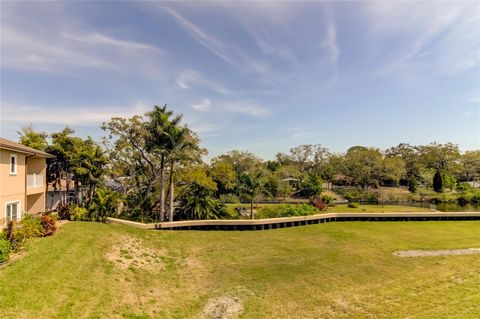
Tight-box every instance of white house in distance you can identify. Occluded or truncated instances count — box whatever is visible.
[0,137,54,227]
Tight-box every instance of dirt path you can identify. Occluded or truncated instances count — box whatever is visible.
[393,248,480,257]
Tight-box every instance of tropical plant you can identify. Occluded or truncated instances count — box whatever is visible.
[0,233,11,263]
[88,189,122,222]
[40,214,57,236]
[237,170,264,219]
[178,183,227,220]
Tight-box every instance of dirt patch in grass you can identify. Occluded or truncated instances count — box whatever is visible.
[393,248,480,257]
[105,235,165,272]
[199,295,243,319]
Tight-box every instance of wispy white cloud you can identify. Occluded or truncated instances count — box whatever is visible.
[159,4,271,77]
[1,102,148,125]
[176,70,231,94]
[63,32,160,51]
[191,98,212,111]
[191,98,270,118]
[363,2,479,75]
[1,28,114,72]
[323,18,339,65]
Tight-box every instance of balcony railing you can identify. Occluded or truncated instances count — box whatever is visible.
[27,174,43,188]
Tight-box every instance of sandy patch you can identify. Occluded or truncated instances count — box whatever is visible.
[199,295,243,319]
[105,236,165,271]
[393,248,480,257]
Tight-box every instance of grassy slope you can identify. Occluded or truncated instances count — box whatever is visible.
[226,203,434,215]
[326,204,435,213]
[1,221,480,318]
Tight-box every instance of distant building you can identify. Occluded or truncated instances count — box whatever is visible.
[0,137,54,227]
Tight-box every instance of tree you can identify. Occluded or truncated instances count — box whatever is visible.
[433,170,443,193]
[418,142,461,174]
[18,126,48,151]
[72,138,107,205]
[103,115,162,222]
[177,167,226,220]
[381,157,406,186]
[238,170,264,219]
[460,151,480,182]
[408,176,417,193]
[342,147,383,188]
[145,105,180,221]
[299,173,323,198]
[164,123,205,222]
[209,160,236,195]
[442,174,456,192]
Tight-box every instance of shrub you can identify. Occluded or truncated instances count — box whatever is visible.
[299,174,323,198]
[219,193,241,204]
[408,177,417,193]
[56,204,71,220]
[257,204,319,219]
[320,195,334,206]
[312,198,326,210]
[0,233,11,263]
[11,215,43,249]
[70,205,88,221]
[457,183,472,192]
[432,192,457,203]
[348,202,360,208]
[40,214,57,236]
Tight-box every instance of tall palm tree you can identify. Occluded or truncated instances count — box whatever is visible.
[165,124,196,222]
[145,105,182,221]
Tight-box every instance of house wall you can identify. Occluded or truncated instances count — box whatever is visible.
[26,192,45,214]
[0,150,26,225]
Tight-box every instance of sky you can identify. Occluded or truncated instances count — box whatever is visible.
[1,1,479,159]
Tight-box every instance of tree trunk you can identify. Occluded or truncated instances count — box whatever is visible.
[58,169,64,206]
[159,155,165,222]
[168,161,175,222]
[250,199,254,219]
[66,171,71,205]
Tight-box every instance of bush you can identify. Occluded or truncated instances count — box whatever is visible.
[0,233,11,263]
[219,193,241,204]
[432,193,457,203]
[348,202,360,208]
[257,204,319,219]
[56,204,71,220]
[11,215,43,249]
[312,198,326,210]
[334,187,379,203]
[40,214,57,236]
[457,183,472,192]
[70,205,88,221]
[320,195,334,206]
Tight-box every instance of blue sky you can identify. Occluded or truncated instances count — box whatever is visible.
[1,1,479,159]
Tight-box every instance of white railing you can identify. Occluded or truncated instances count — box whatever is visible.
[27,174,43,188]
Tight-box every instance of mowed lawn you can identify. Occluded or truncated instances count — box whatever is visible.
[1,221,480,318]
[325,204,435,213]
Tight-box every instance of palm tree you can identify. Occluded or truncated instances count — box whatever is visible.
[178,183,226,220]
[238,170,264,219]
[145,105,182,221]
[89,188,122,222]
[164,124,197,222]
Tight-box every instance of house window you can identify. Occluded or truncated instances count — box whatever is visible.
[10,154,17,175]
[5,201,20,224]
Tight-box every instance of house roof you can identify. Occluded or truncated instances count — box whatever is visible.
[0,137,55,158]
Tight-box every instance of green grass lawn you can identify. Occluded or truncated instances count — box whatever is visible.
[1,221,480,318]
[226,203,435,216]
[326,204,435,213]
